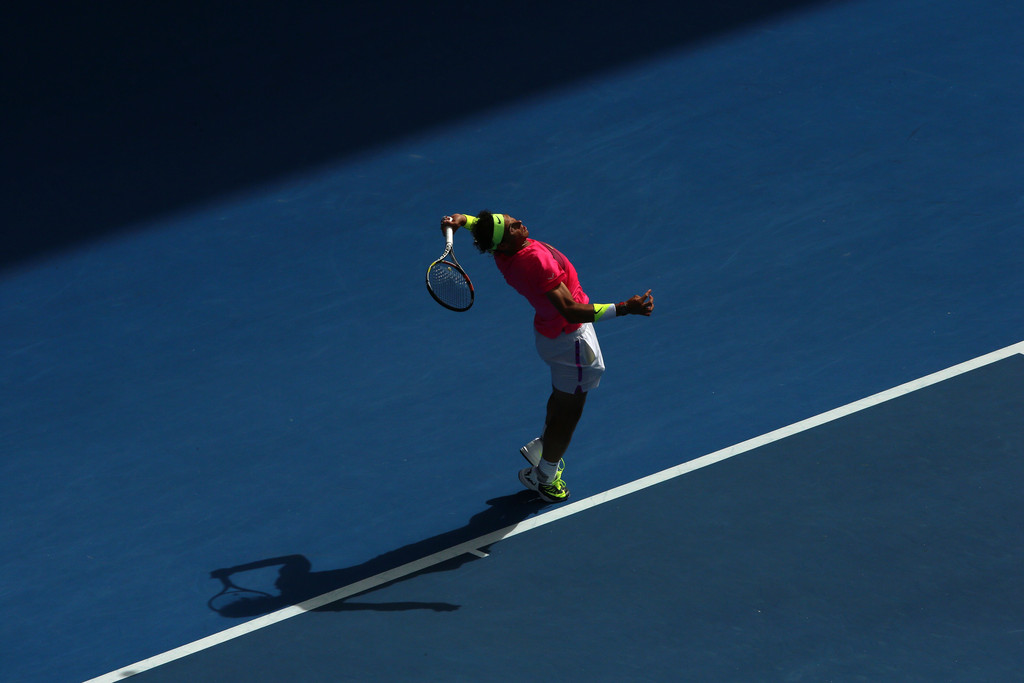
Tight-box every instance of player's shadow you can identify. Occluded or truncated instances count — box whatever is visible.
[207,491,546,618]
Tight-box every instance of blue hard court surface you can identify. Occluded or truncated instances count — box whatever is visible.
[123,354,1024,682]
[2,0,1023,680]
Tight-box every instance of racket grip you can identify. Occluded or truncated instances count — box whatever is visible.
[444,226,454,247]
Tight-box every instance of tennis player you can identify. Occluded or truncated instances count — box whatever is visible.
[440,211,654,503]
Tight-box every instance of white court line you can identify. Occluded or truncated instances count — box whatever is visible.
[87,340,1024,682]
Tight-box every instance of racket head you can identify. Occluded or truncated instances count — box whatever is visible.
[207,582,278,617]
[426,258,474,312]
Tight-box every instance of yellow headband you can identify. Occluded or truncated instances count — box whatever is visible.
[489,213,506,252]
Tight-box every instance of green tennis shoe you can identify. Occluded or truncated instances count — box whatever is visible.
[518,465,570,503]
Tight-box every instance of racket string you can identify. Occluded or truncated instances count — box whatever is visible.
[428,263,472,309]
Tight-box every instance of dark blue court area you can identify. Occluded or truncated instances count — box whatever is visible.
[119,352,1024,682]
[3,1,1023,681]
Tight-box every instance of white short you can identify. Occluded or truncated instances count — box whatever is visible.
[535,322,605,394]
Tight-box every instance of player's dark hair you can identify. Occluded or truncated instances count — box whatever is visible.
[472,211,496,254]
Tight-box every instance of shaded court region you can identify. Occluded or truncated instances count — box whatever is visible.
[3,0,828,270]
[119,352,1024,681]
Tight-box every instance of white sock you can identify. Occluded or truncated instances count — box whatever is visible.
[536,458,560,483]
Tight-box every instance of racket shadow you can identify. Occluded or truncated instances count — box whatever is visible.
[207,491,546,618]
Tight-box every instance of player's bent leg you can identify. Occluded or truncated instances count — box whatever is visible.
[518,388,584,504]
[542,388,586,464]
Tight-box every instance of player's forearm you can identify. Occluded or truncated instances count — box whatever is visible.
[591,292,655,321]
[559,302,621,324]
[557,303,596,324]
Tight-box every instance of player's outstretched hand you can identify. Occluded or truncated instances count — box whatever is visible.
[621,289,654,316]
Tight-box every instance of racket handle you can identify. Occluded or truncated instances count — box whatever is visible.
[444,226,454,247]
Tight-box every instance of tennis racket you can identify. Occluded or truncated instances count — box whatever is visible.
[426,227,474,312]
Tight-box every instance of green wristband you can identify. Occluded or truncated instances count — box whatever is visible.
[594,303,616,321]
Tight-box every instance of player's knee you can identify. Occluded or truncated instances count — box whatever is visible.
[548,390,586,425]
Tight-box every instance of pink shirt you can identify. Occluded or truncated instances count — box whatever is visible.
[495,239,589,339]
